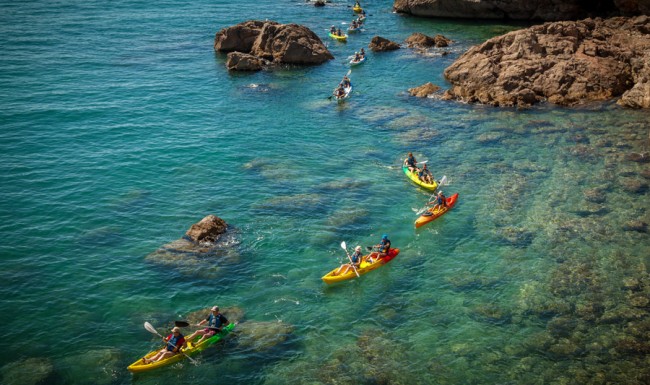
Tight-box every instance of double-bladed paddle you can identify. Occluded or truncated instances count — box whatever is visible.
[143,321,197,365]
[340,241,360,277]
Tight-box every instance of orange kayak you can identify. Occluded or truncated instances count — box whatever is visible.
[415,193,459,228]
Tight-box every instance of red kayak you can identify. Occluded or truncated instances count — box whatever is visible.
[415,193,459,228]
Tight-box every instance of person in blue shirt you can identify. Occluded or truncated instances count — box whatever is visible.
[143,326,185,363]
[186,306,229,344]
[419,163,434,184]
[373,234,391,259]
[431,191,447,211]
[404,152,419,173]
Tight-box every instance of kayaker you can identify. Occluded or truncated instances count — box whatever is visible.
[359,48,365,58]
[354,1,361,8]
[186,306,229,344]
[340,75,351,88]
[373,234,391,259]
[404,152,420,173]
[143,326,185,363]
[337,27,343,37]
[334,85,345,98]
[419,163,434,184]
[330,25,336,34]
[337,245,363,275]
[353,52,361,62]
[430,191,447,211]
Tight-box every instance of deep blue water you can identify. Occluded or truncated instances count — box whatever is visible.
[1,1,649,384]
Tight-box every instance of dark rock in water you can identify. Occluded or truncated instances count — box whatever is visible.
[572,203,609,217]
[1,357,54,385]
[313,0,326,6]
[621,178,649,194]
[641,168,650,179]
[623,220,648,232]
[185,214,228,243]
[226,52,265,71]
[214,20,333,70]
[583,188,606,203]
[404,32,452,48]
[408,82,441,97]
[368,36,401,52]
[443,16,650,108]
[234,321,295,352]
[495,226,534,247]
[393,0,650,21]
[627,152,650,163]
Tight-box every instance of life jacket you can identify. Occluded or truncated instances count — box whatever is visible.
[380,239,390,252]
[351,251,361,264]
[167,333,184,351]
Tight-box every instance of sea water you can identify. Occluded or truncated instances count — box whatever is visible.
[1,1,649,384]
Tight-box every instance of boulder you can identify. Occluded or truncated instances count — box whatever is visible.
[623,220,648,232]
[215,20,333,70]
[443,16,650,108]
[626,152,650,162]
[408,82,441,97]
[185,214,228,243]
[405,32,452,48]
[393,0,650,21]
[368,36,401,52]
[226,52,264,71]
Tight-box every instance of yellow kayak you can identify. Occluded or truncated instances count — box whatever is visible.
[127,323,235,373]
[329,32,348,42]
[353,5,363,13]
[402,165,438,191]
[322,248,400,284]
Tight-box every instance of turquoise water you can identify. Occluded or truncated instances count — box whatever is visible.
[1,0,649,384]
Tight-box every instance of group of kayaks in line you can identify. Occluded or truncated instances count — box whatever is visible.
[330,2,368,101]
[321,152,459,284]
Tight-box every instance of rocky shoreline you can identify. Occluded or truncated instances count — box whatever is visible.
[442,16,650,108]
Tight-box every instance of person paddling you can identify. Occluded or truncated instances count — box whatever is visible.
[430,191,447,211]
[143,326,185,363]
[371,234,391,260]
[336,245,363,275]
[186,306,229,344]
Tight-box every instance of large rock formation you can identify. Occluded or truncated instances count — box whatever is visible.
[215,20,333,70]
[442,16,650,108]
[405,32,451,48]
[393,0,650,21]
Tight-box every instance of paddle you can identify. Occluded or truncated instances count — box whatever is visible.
[328,70,352,100]
[175,320,225,331]
[340,241,360,277]
[143,321,198,365]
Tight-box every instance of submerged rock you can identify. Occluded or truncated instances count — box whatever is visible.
[621,178,649,194]
[368,36,401,52]
[214,20,333,71]
[623,220,648,232]
[1,357,54,385]
[443,17,650,108]
[234,321,295,352]
[146,215,240,278]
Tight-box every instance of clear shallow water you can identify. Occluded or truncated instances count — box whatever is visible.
[1,1,649,384]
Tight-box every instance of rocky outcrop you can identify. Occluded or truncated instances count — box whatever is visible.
[393,0,650,21]
[408,82,441,97]
[185,214,228,243]
[226,52,264,71]
[368,36,401,52]
[405,32,451,48]
[214,20,333,71]
[146,215,241,278]
[442,16,650,108]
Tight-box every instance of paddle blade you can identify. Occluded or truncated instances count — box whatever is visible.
[439,175,448,186]
[144,322,159,335]
[175,320,190,327]
[340,241,347,250]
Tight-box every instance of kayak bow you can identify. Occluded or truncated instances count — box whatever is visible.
[415,193,459,228]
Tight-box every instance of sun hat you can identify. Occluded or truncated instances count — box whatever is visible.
[171,326,181,333]
[355,246,362,251]
[211,306,219,311]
